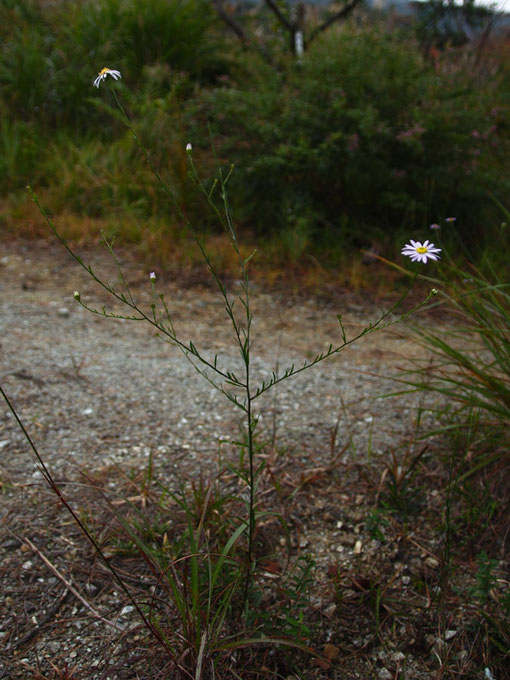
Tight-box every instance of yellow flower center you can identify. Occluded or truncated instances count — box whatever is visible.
[99,67,110,75]
[416,246,428,254]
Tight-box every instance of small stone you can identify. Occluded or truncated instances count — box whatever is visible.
[402,575,410,585]
[57,307,70,317]
[21,560,33,570]
[425,556,439,569]
[444,629,457,641]
[84,583,99,596]
[82,407,94,416]
[378,669,392,680]
[324,603,337,618]
[353,540,363,554]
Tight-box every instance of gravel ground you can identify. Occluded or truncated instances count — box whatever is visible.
[0,239,444,679]
[0,240,422,486]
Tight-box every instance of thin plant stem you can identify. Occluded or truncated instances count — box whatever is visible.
[0,383,182,666]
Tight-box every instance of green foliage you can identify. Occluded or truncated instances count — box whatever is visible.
[0,0,224,130]
[365,508,389,542]
[0,116,41,191]
[63,0,220,82]
[470,550,499,605]
[396,228,510,462]
[1,4,509,260]
[189,27,509,253]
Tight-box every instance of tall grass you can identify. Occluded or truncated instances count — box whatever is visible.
[392,222,510,470]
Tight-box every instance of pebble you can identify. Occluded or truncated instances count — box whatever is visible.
[425,556,439,568]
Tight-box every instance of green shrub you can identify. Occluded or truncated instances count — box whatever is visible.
[0,0,225,130]
[0,116,42,191]
[187,26,510,253]
[62,0,222,82]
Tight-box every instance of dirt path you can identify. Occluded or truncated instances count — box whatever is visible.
[0,239,423,482]
[0,239,437,679]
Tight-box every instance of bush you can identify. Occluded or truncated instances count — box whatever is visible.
[0,0,224,130]
[187,26,510,254]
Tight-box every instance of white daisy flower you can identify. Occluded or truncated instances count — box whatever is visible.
[186,143,192,153]
[401,239,441,264]
[93,67,122,88]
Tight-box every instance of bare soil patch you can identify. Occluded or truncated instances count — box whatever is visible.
[0,239,505,679]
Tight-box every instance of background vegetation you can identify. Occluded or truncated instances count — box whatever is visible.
[1,0,509,271]
[1,2,509,677]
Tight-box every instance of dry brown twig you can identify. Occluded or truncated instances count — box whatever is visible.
[18,535,125,632]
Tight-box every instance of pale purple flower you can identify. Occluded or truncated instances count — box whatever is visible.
[93,67,122,88]
[401,239,441,264]
[445,217,456,222]
[149,272,156,280]
[429,223,441,230]
[186,143,192,153]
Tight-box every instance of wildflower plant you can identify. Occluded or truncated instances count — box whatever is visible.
[93,67,122,88]
[393,223,510,470]
[401,239,441,264]
[3,67,436,674]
